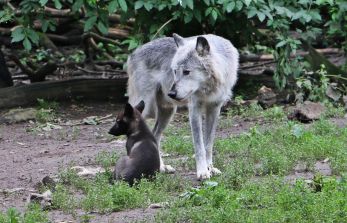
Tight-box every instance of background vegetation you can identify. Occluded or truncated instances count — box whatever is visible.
[0,0,346,97]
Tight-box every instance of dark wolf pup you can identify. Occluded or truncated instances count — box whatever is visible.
[108,101,160,186]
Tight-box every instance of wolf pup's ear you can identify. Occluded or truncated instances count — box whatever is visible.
[173,33,184,47]
[196,36,210,57]
[135,100,145,113]
[124,103,134,118]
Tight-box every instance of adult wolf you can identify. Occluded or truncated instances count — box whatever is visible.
[127,34,239,180]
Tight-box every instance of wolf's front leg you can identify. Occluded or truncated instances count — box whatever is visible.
[204,103,223,176]
[189,102,210,180]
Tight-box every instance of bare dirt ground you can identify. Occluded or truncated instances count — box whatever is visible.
[0,102,133,222]
[0,102,211,222]
[1,102,345,222]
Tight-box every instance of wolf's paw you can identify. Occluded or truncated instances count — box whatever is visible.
[160,164,176,174]
[209,166,222,176]
[197,169,211,181]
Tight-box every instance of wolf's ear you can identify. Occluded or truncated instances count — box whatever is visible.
[135,100,145,113]
[124,103,134,118]
[196,36,210,57]
[173,33,184,47]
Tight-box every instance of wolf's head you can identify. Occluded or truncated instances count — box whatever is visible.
[108,101,145,136]
[168,34,213,101]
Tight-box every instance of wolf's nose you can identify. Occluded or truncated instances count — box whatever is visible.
[168,90,177,99]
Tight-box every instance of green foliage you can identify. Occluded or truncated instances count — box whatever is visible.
[0,0,346,95]
[37,98,59,110]
[296,64,331,103]
[68,50,86,63]
[52,184,79,214]
[36,98,59,123]
[325,1,347,52]
[228,101,286,122]
[0,204,48,223]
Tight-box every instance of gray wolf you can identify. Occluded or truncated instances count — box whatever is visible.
[109,101,160,185]
[127,34,239,180]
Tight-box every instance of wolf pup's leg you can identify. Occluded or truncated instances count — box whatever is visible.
[189,101,210,180]
[114,156,138,186]
[204,103,223,176]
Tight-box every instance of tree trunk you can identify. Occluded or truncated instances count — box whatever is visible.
[0,78,127,109]
[0,48,13,88]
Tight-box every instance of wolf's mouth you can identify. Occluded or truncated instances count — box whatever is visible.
[174,91,193,102]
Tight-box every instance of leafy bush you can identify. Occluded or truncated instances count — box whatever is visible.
[0,0,346,90]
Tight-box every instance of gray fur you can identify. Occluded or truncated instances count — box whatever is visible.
[127,34,239,179]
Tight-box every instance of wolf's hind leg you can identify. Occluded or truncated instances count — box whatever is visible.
[153,104,177,173]
[152,85,176,173]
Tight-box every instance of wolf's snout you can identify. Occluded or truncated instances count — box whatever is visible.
[168,90,177,99]
[108,124,118,136]
[168,84,177,99]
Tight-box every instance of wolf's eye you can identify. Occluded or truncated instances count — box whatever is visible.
[183,70,190,75]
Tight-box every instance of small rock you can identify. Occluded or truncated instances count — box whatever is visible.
[323,158,330,163]
[314,161,332,176]
[326,83,341,101]
[294,162,307,173]
[112,139,126,146]
[0,108,37,124]
[288,101,326,123]
[28,190,52,209]
[148,202,169,209]
[42,176,56,190]
[71,166,105,178]
[35,176,57,191]
[1,187,26,194]
[257,86,277,108]
[343,95,347,109]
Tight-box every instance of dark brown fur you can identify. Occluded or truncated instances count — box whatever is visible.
[108,101,160,186]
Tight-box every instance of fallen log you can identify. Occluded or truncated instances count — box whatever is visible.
[240,48,343,63]
[106,28,130,40]
[0,78,127,109]
[46,33,83,45]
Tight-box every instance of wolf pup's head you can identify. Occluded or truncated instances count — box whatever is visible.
[168,34,212,101]
[108,101,145,136]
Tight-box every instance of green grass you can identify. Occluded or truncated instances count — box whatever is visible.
[162,120,192,156]
[156,176,347,222]
[49,163,190,215]
[0,204,48,223]
[215,120,347,175]
[155,115,347,222]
